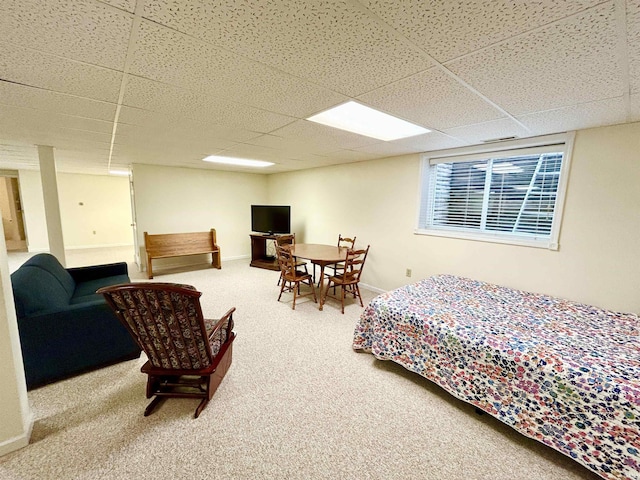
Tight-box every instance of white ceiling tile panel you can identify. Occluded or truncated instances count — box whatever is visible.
[114,124,238,154]
[122,76,295,133]
[360,0,603,62]
[517,97,628,136]
[265,120,383,152]
[142,0,434,96]
[384,131,467,153]
[0,104,114,134]
[627,0,640,95]
[245,133,339,156]
[629,93,640,121]
[130,20,348,117]
[100,0,137,13]
[357,67,505,130]
[0,42,122,102]
[0,82,116,121]
[446,2,623,115]
[0,0,133,70]
[442,118,531,144]
[117,106,262,143]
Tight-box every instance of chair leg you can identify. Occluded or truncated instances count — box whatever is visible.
[355,284,363,307]
[144,396,165,416]
[292,281,298,310]
[278,278,287,301]
[341,285,346,314]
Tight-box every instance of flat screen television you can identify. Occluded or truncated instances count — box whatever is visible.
[251,205,291,234]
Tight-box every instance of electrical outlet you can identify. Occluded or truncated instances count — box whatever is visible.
[405,268,412,277]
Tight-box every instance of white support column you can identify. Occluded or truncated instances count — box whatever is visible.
[0,230,33,456]
[37,145,66,266]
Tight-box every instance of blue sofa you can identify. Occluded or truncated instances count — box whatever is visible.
[11,253,141,389]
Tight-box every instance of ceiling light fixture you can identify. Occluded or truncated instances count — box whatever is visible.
[109,169,130,176]
[202,155,274,168]
[306,101,430,141]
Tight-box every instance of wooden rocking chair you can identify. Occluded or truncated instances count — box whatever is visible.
[98,282,236,418]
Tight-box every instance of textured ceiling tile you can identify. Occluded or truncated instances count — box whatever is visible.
[0,0,133,70]
[0,104,113,134]
[0,82,116,120]
[266,120,383,152]
[628,93,640,121]
[115,123,238,154]
[446,3,623,115]
[117,106,261,143]
[357,67,504,130]
[517,97,628,136]
[100,0,137,13]
[442,118,531,144]
[0,42,122,102]
[142,0,434,96]
[130,20,347,117]
[350,132,469,157]
[627,0,640,95]
[360,0,602,62]
[122,76,295,133]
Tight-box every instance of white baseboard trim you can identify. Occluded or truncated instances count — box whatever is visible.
[141,254,250,271]
[28,244,134,253]
[359,282,385,294]
[0,412,34,457]
[66,243,134,250]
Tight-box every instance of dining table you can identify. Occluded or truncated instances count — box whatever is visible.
[289,243,348,310]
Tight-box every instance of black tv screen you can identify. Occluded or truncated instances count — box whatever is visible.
[251,205,291,234]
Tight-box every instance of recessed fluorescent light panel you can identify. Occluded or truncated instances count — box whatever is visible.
[109,169,130,176]
[202,156,274,168]
[306,101,430,141]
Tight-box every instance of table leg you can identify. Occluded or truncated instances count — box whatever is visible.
[318,264,326,310]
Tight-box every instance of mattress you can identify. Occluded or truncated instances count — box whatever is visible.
[353,274,640,480]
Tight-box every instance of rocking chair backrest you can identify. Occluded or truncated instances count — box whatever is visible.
[100,283,214,370]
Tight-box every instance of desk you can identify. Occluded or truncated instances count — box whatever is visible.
[290,244,348,310]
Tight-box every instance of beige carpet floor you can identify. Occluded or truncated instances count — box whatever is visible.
[1,251,600,479]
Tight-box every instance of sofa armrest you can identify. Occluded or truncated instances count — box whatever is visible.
[67,262,129,283]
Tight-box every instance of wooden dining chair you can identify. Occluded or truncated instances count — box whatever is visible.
[320,245,369,314]
[318,234,356,287]
[275,233,308,285]
[276,245,317,310]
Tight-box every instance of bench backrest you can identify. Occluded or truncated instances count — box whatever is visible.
[144,229,219,257]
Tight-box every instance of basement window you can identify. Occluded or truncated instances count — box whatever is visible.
[416,133,574,250]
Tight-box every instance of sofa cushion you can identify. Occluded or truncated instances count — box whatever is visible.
[23,253,76,298]
[11,265,72,317]
[71,274,130,303]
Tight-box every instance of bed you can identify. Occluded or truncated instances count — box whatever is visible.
[352,274,640,480]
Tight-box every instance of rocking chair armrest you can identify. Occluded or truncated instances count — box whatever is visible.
[207,307,236,341]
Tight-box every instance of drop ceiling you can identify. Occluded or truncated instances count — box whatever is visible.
[0,0,638,175]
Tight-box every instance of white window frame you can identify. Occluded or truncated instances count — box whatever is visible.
[415,132,575,250]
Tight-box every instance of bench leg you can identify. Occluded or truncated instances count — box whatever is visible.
[212,250,221,269]
[147,256,153,279]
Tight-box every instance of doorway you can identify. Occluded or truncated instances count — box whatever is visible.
[0,173,27,252]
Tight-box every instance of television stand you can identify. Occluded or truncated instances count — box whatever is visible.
[250,234,280,271]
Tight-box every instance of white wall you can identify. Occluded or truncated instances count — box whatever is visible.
[0,232,32,456]
[132,164,268,268]
[58,173,133,248]
[268,122,640,314]
[17,171,133,251]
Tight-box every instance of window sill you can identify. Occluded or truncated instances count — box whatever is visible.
[414,228,559,251]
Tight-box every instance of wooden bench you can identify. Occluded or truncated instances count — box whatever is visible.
[144,229,221,279]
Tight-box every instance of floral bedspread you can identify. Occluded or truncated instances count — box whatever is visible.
[353,275,640,480]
